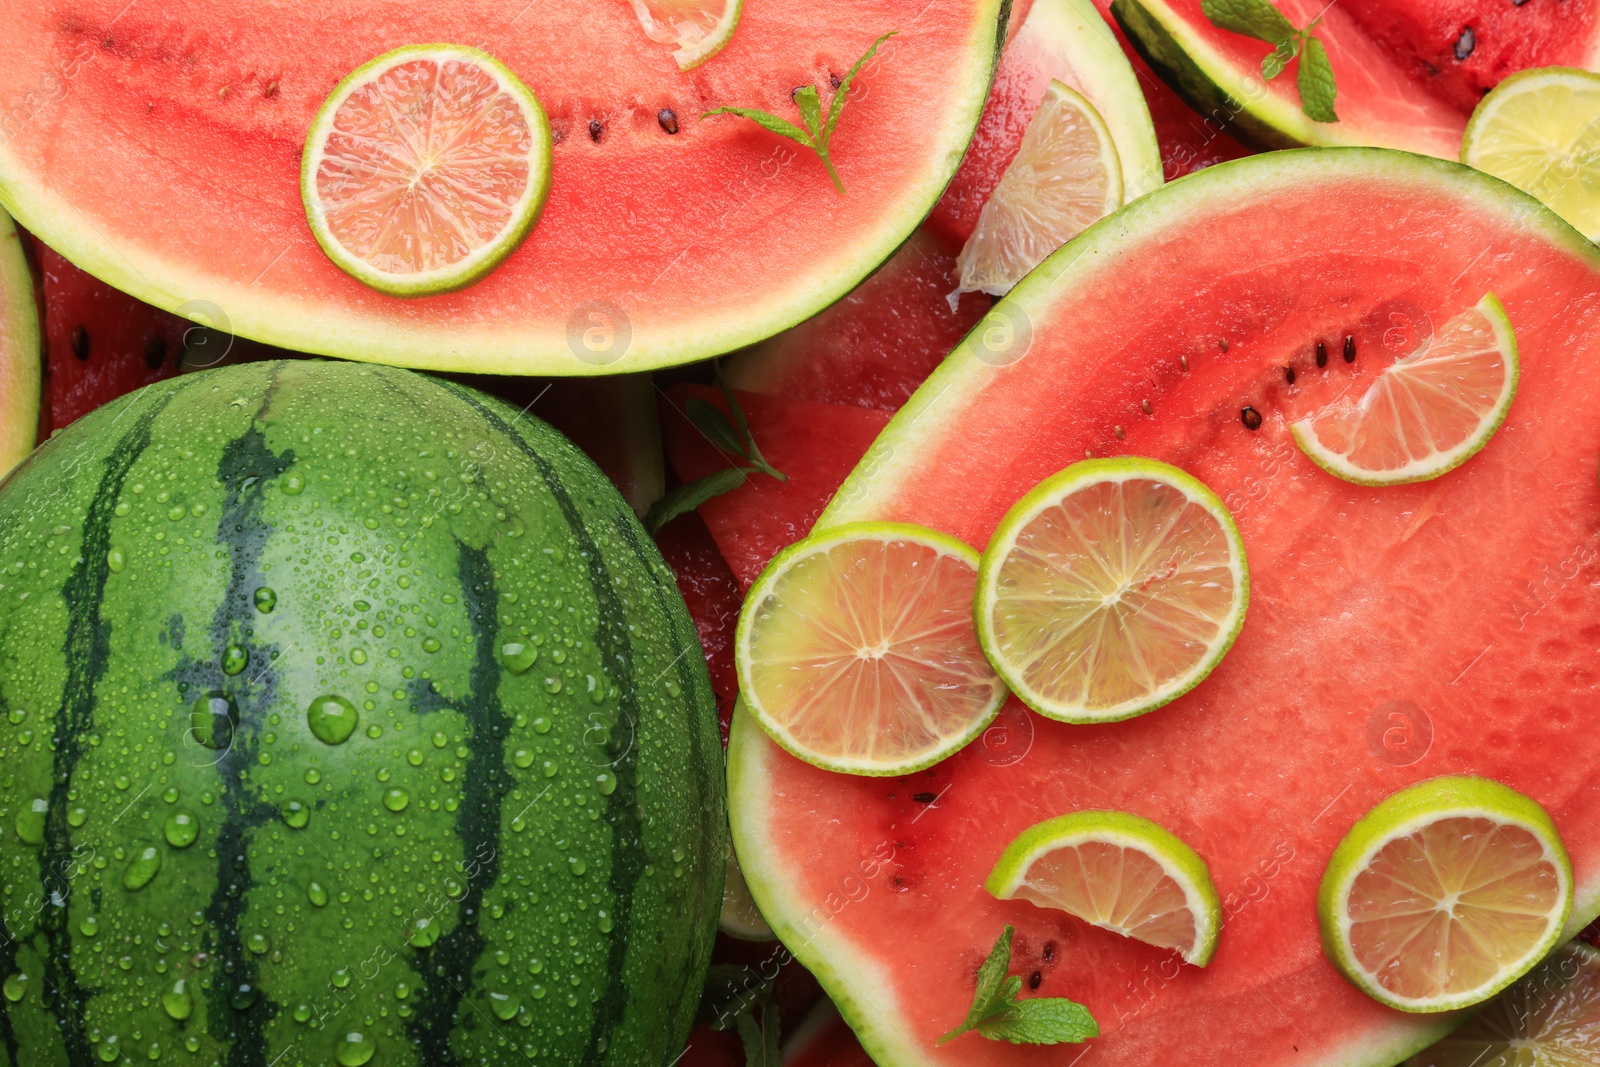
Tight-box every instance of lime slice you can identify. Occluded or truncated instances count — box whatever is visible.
[736,522,1007,776]
[975,457,1248,724]
[1462,67,1600,242]
[301,45,553,297]
[954,79,1123,299]
[1318,776,1574,1014]
[1408,942,1600,1066]
[721,840,775,941]
[1290,294,1519,486]
[985,810,1223,966]
[627,0,743,71]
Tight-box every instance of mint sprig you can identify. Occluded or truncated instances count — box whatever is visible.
[703,31,897,194]
[645,365,787,534]
[938,927,1099,1047]
[1201,0,1338,122]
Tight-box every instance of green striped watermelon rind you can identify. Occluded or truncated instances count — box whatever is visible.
[0,208,39,479]
[730,147,1600,1067]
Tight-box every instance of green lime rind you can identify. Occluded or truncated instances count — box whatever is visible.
[1290,294,1520,487]
[1318,775,1575,1014]
[300,44,554,298]
[735,521,1007,777]
[984,810,1224,967]
[975,456,1249,724]
[670,0,744,71]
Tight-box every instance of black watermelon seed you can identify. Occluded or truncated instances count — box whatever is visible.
[1042,941,1056,962]
[830,73,842,89]
[911,792,938,804]
[1344,335,1356,362]
[1285,365,1296,385]
[1141,399,1153,415]
[144,334,168,370]
[1028,971,1043,991]
[1113,425,1126,440]
[1315,340,1328,368]
[658,108,679,135]
[71,325,89,361]
[1218,338,1229,352]
[1241,406,1263,431]
[1180,356,1189,372]
[1455,27,1476,61]
[588,119,603,143]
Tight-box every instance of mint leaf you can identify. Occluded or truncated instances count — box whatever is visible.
[1201,0,1296,44]
[735,997,781,1066]
[686,397,747,457]
[938,927,1097,1047]
[824,31,897,145]
[714,364,786,481]
[1260,35,1298,80]
[793,86,824,142]
[701,106,812,147]
[1297,35,1339,122]
[643,469,752,534]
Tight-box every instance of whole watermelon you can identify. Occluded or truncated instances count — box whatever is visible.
[0,360,725,1067]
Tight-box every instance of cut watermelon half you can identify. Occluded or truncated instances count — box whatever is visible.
[0,210,39,478]
[0,2,1003,375]
[729,149,1600,1066]
[1111,0,1600,157]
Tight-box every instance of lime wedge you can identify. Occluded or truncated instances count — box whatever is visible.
[721,840,775,941]
[954,80,1123,299]
[301,45,553,297]
[627,0,743,71]
[1318,776,1574,1014]
[985,810,1223,966]
[975,457,1248,724]
[1462,67,1600,242]
[736,522,1007,776]
[1291,295,1519,486]
[1407,942,1600,1065]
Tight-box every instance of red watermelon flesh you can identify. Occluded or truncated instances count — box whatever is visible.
[723,229,991,412]
[655,511,743,739]
[27,234,187,434]
[728,150,1600,1066]
[659,385,891,588]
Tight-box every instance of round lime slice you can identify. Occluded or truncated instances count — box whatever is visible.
[1318,776,1574,1014]
[1291,294,1519,486]
[985,810,1223,966]
[975,457,1248,723]
[301,44,553,297]
[721,840,775,941]
[736,522,1007,776]
[627,0,743,71]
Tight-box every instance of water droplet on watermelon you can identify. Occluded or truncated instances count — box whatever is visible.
[489,990,521,1021]
[421,637,441,653]
[166,506,185,522]
[331,966,352,989]
[14,797,47,845]
[221,644,249,676]
[531,717,551,735]
[335,1032,375,1067]
[66,805,87,828]
[406,748,423,767]
[349,649,367,665]
[97,1035,121,1062]
[161,978,192,1021]
[596,772,616,796]
[230,982,258,1011]
[246,932,270,955]
[568,856,587,876]
[543,677,562,694]
[79,915,99,937]
[163,811,199,849]
[7,708,23,725]
[184,1037,200,1053]
[432,731,448,749]
[281,800,310,829]
[254,587,277,613]
[499,642,537,675]
[307,696,359,745]
[3,973,28,1002]
[305,768,322,785]
[189,693,237,751]
[123,845,162,891]
[281,473,305,496]
[382,788,409,813]
[294,1003,313,1023]
[596,909,613,934]
[107,548,126,573]
[308,881,329,907]
[408,917,439,948]
[512,749,534,769]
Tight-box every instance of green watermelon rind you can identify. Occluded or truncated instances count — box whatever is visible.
[733,148,1600,1067]
[299,44,555,299]
[0,207,39,479]
[0,5,1010,378]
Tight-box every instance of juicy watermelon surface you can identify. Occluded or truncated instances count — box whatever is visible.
[730,150,1600,1066]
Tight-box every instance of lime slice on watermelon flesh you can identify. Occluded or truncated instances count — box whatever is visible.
[976,457,1249,724]
[301,45,553,297]
[627,0,743,71]
[736,522,1007,776]
[1319,776,1574,1014]
[954,79,1123,300]
[1291,294,1519,486]
[1407,941,1600,1066]
[1462,67,1600,243]
[985,810,1223,967]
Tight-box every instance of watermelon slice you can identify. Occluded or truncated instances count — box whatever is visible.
[930,0,1164,244]
[0,2,1004,375]
[1112,0,1600,157]
[0,210,39,476]
[729,149,1600,1066]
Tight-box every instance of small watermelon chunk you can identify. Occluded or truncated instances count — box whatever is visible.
[659,385,890,587]
[730,150,1600,1067]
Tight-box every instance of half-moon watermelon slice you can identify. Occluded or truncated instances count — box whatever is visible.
[0,1,1002,375]
[1111,0,1600,157]
[729,149,1600,1066]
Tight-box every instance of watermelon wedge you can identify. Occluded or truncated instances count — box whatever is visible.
[0,2,1003,376]
[0,210,39,477]
[1111,0,1600,157]
[729,149,1600,1066]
